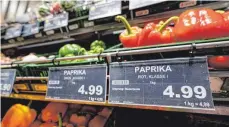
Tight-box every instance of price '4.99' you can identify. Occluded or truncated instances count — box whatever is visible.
[163,85,207,99]
[78,85,103,96]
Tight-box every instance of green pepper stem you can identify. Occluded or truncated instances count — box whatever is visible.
[58,112,63,127]
[115,15,133,35]
[27,100,32,107]
[158,16,179,32]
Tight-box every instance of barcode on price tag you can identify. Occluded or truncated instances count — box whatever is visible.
[48,80,60,85]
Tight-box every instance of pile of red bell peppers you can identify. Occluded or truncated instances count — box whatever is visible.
[116,8,229,48]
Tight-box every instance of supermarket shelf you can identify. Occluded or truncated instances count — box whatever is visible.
[67,5,129,23]
[1,40,229,65]
[1,70,227,115]
[1,33,66,50]
[11,71,229,81]
[103,37,229,53]
[17,38,75,49]
[1,93,229,116]
[210,71,229,77]
[213,98,229,102]
[1,1,229,50]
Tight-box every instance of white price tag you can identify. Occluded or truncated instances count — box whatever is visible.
[69,24,79,30]
[44,13,69,31]
[1,69,16,96]
[179,0,197,8]
[35,33,42,38]
[135,9,149,17]
[84,21,94,27]
[129,0,167,10]
[89,0,121,20]
[46,30,55,35]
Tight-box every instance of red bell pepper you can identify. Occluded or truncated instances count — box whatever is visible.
[138,22,156,46]
[174,8,227,42]
[115,16,142,48]
[147,17,178,45]
[50,2,62,14]
[223,11,229,25]
[198,8,226,39]
[161,26,175,44]
[174,9,201,42]
[208,56,229,69]
[222,11,229,36]
[215,10,229,37]
[147,29,162,45]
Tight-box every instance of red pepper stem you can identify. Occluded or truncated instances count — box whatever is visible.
[115,16,133,35]
[27,100,32,107]
[215,10,225,14]
[158,16,179,32]
[58,112,63,127]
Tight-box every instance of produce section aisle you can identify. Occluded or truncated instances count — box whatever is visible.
[1,1,229,127]
[1,40,229,116]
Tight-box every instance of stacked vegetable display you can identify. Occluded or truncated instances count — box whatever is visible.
[116,8,229,48]
[38,1,91,18]
[0,53,14,64]
[58,40,106,63]
[1,102,113,127]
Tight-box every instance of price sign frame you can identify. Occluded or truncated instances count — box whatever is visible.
[129,0,167,10]
[1,69,17,96]
[22,22,40,37]
[44,12,69,31]
[108,57,214,110]
[89,0,122,20]
[46,64,107,103]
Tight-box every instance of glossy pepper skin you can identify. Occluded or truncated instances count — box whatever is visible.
[147,17,178,45]
[138,22,156,46]
[174,8,226,42]
[147,29,162,45]
[208,56,229,69]
[1,101,37,127]
[222,11,229,36]
[161,26,175,44]
[198,8,226,40]
[115,16,142,47]
[41,102,68,123]
[138,21,164,46]
[174,9,200,42]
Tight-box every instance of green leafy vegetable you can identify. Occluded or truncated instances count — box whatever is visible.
[90,40,106,50]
